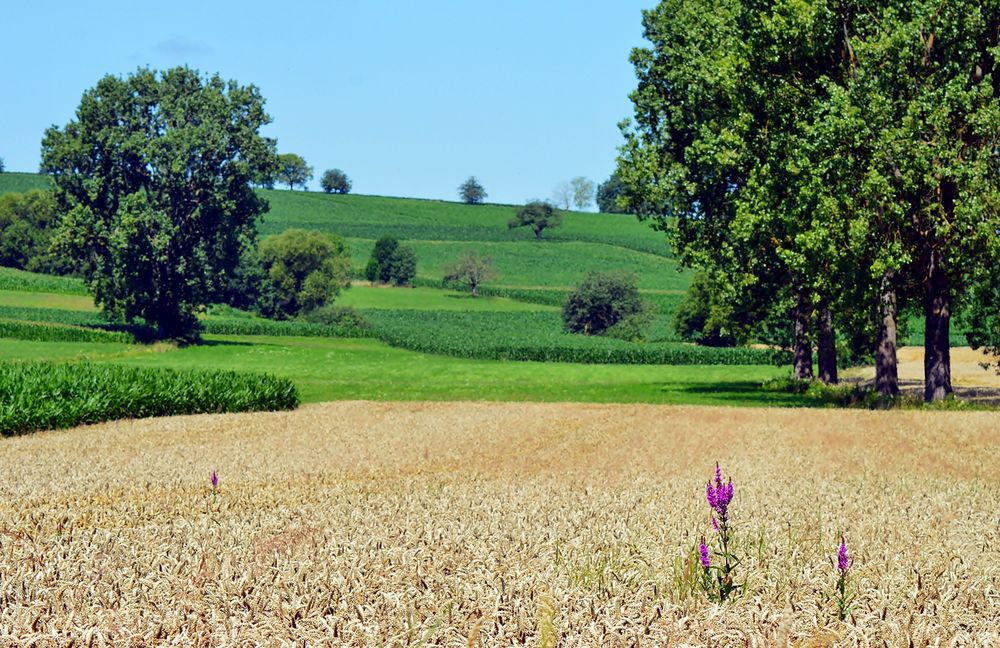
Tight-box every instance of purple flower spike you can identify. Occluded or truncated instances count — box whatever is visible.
[711,514,720,533]
[210,469,219,490]
[706,463,734,519]
[837,536,850,575]
[699,537,711,569]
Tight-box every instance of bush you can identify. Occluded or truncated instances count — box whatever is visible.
[301,305,371,329]
[0,362,299,436]
[258,229,352,318]
[562,272,647,336]
[320,168,352,194]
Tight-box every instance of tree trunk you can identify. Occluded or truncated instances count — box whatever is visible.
[793,291,813,381]
[874,270,899,397]
[924,248,953,402]
[817,304,838,384]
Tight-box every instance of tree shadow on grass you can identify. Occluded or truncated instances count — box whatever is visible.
[666,381,819,407]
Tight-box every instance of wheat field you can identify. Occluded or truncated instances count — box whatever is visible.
[0,401,998,646]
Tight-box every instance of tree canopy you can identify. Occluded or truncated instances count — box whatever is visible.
[276,153,313,190]
[508,201,562,239]
[443,250,497,297]
[458,176,487,204]
[41,67,277,341]
[257,228,352,318]
[320,168,351,194]
[618,0,1000,402]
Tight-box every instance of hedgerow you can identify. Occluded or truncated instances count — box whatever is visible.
[0,320,134,344]
[0,362,299,436]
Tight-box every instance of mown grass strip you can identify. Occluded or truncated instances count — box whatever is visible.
[0,362,299,436]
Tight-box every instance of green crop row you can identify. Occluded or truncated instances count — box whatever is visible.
[0,362,299,436]
[0,267,88,295]
[0,320,134,344]
[203,317,376,339]
[364,310,788,365]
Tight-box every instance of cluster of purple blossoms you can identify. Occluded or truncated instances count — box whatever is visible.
[699,537,711,569]
[706,462,734,524]
[837,536,850,575]
[210,469,219,491]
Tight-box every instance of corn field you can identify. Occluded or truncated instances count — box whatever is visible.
[0,402,997,645]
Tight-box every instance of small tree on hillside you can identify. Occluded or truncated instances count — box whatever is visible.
[443,250,497,297]
[459,176,487,204]
[0,157,5,173]
[570,176,595,210]
[552,182,572,209]
[276,153,313,190]
[321,168,352,194]
[508,201,562,239]
[365,235,416,285]
[596,172,625,213]
[257,229,352,318]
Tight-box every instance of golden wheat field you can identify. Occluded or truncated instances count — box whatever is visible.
[1,401,998,646]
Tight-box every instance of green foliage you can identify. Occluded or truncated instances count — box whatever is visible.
[458,176,487,204]
[0,362,298,436]
[202,317,373,339]
[258,229,352,318]
[0,267,87,295]
[365,235,417,286]
[300,304,371,329]
[673,272,744,347]
[562,272,646,336]
[366,310,786,365]
[320,168,351,194]
[41,67,277,342]
[596,172,626,214]
[508,201,562,239]
[0,320,134,344]
[442,250,496,297]
[0,190,74,274]
[276,153,313,190]
[0,172,52,195]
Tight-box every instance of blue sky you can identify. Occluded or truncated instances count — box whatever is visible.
[0,1,652,206]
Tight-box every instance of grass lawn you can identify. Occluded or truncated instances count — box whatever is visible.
[3,335,795,406]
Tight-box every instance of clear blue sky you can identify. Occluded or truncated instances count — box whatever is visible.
[0,1,652,206]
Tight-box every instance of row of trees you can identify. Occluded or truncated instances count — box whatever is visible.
[617,0,1000,402]
[271,154,352,194]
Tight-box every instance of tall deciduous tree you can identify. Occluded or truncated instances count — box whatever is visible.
[596,172,626,213]
[320,168,351,194]
[41,67,277,341]
[276,153,313,190]
[443,250,496,297]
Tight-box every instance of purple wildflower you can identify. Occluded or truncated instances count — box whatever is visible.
[706,462,734,519]
[711,514,720,533]
[210,469,219,490]
[837,536,850,575]
[699,537,711,569]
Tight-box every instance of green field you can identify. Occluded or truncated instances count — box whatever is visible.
[0,174,806,413]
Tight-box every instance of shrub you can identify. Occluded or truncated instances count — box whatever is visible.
[0,362,299,436]
[258,229,352,318]
[320,168,351,194]
[387,245,417,286]
[301,305,371,329]
[562,272,647,336]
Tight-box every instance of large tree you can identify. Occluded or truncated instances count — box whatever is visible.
[41,67,277,341]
